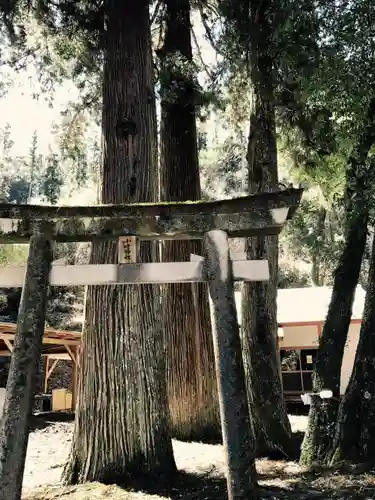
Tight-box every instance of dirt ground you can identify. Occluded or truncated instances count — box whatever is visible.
[22,414,375,499]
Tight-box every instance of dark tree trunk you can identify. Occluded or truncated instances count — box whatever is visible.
[241,0,292,456]
[159,0,220,441]
[299,209,368,467]
[300,98,375,467]
[63,1,176,485]
[329,231,375,464]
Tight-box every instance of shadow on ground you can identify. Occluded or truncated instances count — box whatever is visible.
[258,462,375,499]
[24,468,375,500]
[136,468,375,499]
[137,471,226,499]
[25,412,375,499]
[29,411,75,431]
[255,430,304,462]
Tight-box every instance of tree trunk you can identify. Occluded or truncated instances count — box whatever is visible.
[159,0,220,441]
[299,209,368,467]
[0,234,52,500]
[329,229,375,463]
[63,1,176,485]
[300,98,375,467]
[241,0,292,457]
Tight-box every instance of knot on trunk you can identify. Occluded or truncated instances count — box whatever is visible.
[116,118,137,138]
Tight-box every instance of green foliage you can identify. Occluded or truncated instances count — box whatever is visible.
[0,118,99,204]
[0,124,89,329]
[158,52,199,102]
[216,0,375,166]
[278,264,310,289]
[0,0,103,187]
[0,0,373,300]
[0,245,28,266]
[210,0,375,289]
[42,152,64,204]
[22,0,103,94]
[280,197,344,285]
[200,133,247,197]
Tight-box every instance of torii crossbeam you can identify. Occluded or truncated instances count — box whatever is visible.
[0,188,302,500]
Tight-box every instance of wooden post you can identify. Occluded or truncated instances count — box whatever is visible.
[45,359,59,390]
[0,234,52,500]
[65,345,80,412]
[203,230,257,500]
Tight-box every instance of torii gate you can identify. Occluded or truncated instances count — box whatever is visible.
[0,188,302,500]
